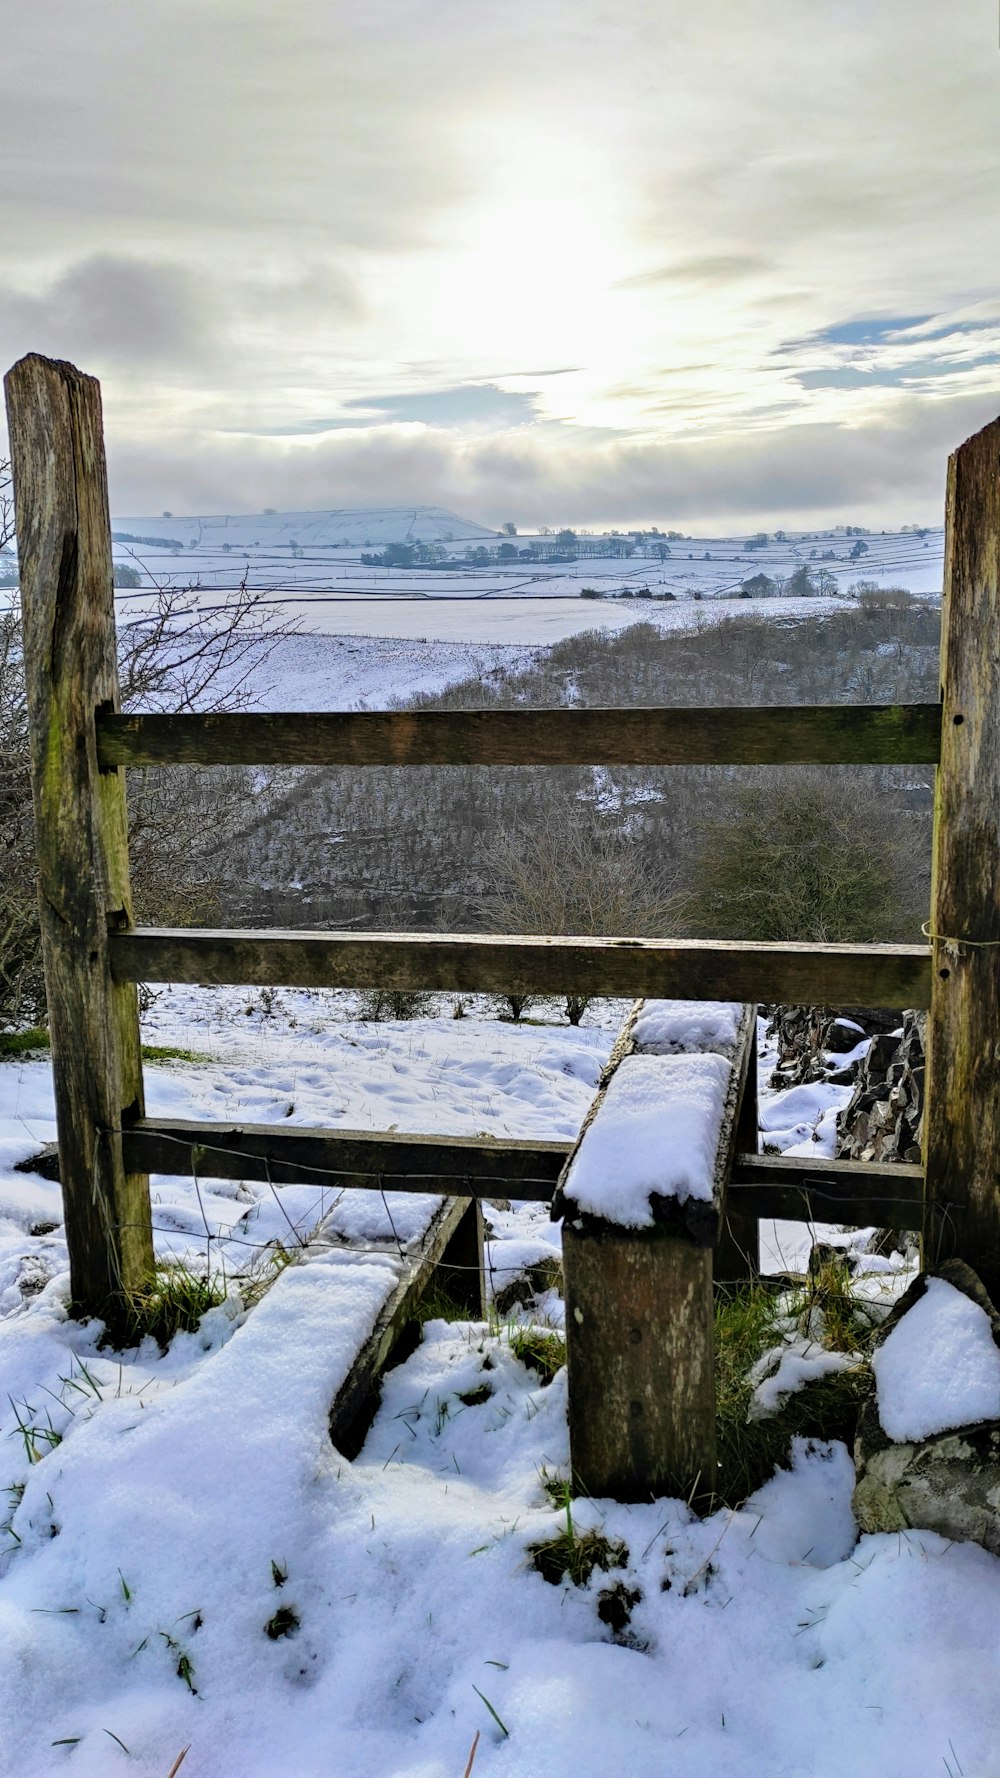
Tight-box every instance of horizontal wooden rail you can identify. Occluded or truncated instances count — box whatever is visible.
[730,1153,924,1228]
[122,1118,569,1199]
[110,926,933,1006]
[116,1120,927,1229]
[96,702,942,770]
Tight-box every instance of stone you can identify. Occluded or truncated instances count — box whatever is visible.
[853,1263,1000,1555]
[836,1010,925,1169]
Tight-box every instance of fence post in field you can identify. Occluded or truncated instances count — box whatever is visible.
[924,413,1000,1301]
[4,354,153,1327]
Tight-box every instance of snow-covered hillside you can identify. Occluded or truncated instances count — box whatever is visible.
[113,504,496,549]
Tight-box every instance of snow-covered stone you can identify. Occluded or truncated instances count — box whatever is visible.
[854,1266,1000,1557]
[872,1275,1000,1442]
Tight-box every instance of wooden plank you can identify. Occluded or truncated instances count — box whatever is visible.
[435,1198,487,1318]
[924,414,1000,1301]
[562,1220,716,1505]
[321,1195,474,1457]
[110,927,932,1007]
[121,1117,569,1197]
[4,354,153,1326]
[30,1123,924,1226]
[732,1152,924,1228]
[95,702,942,770]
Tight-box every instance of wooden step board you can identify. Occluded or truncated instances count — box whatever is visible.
[310,1193,485,1457]
[555,998,757,1506]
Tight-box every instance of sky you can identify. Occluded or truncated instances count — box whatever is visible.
[1,0,999,532]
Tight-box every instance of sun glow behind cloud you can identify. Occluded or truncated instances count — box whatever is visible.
[0,0,998,528]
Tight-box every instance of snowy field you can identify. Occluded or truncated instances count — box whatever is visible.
[3,994,998,1778]
[107,508,945,608]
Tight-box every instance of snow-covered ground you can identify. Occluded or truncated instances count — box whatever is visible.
[185,629,541,712]
[3,994,997,1778]
[108,512,944,604]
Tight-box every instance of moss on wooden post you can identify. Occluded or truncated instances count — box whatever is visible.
[4,354,153,1328]
[924,414,1000,1300]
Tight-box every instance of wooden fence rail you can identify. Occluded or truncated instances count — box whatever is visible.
[95,703,943,769]
[109,927,932,1007]
[5,351,999,1507]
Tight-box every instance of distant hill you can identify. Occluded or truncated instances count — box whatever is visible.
[111,505,495,549]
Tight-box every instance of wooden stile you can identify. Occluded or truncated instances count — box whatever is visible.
[730,1152,924,1228]
[3,355,153,1324]
[714,1017,761,1283]
[6,351,998,1507]
[120,1117,571,1197]
[924,414,1000,1301]
[561,1222,716,1505]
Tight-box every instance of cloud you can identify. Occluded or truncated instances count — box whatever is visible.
[779,307,1000,394]
[105,384,999,536]
[617,255,772,291]
[2,0,998,528]
[0,257,213,370]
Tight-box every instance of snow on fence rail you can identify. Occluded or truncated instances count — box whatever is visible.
[5,352,1000,1504]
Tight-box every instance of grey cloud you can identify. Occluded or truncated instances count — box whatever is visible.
[104,389,999,536]
[617,255,771,290]
[0,257,213,370]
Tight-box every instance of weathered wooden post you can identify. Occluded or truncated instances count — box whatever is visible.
[556,1000,754,1504]
[924,413,1000,1301]
[715,1013,760,1282]
[4,355,154,1327]
[436,1196,487,1318]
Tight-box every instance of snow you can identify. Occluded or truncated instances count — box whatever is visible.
[872,1276,1000,1441]
[750,1338,858,1419]
[235,629,539,710]
[561,1051,732,1226]
[2,997,1000,1776]
[629,998,742,1057]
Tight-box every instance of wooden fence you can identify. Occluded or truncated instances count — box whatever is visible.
[5,353,999,1504]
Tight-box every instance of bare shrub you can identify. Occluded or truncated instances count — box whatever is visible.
[480,794,682,1024]
[356,987,434,1021]
[0,514,293,1027]
[680,767,927,944]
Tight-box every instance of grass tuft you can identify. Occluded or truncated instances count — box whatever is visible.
[264,1605,300,1640]
[713,1269,878,1506]
[531,1522,629,1588]
[118,1248,294,1351]
[119,1264,230,1351]
[508,1326,566,1386]
[457,1383,493,1408]
[411,1277,473,1328]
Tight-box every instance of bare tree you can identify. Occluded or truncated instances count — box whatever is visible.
[0,456,12,553]
[0,547,295,1027]
[479,795,682,1023]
